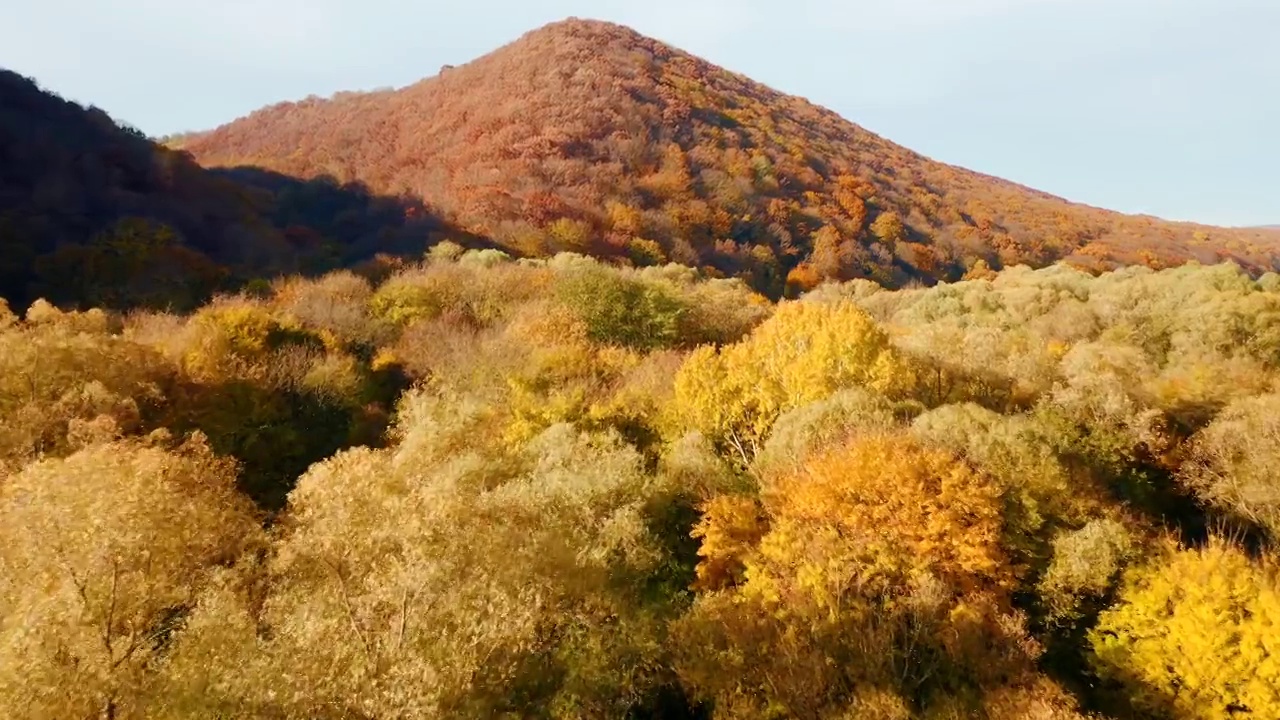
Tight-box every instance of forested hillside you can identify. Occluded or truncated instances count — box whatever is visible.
[4,250,1280,719]
[7,18,1280,312]
[5,15,1280,720]
[0,70,465,311]
[179,19,1280,293]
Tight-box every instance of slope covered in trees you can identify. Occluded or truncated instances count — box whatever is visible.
[5,251,1280,718]
[0,69,274,309]
[0,70,467,311]
[179,18,1280,294]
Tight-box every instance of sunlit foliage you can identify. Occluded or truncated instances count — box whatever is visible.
[8,13,1280,718]
[0,436,261,719]
[2,259,1280,719]
[0,303,173,471]
[672,300,908,463]
[1179,393,1280,537]
[179,20,1280,297]
[1090,541,1280,719]
[1038,519,1135,626]
[675,434,1041,718]
[160,392,678,718]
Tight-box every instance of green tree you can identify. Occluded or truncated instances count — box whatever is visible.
[556,267,687,350]
[1179,393,1280,537]
[33,217,226,311]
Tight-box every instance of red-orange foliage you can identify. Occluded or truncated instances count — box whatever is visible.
[180,19,1280,294]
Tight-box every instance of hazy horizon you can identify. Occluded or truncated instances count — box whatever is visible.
[4,0,1276,227]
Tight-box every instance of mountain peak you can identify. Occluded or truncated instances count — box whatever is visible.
[523,16,644,39]
[179,22,1280,292]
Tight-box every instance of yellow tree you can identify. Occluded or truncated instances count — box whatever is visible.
[870,211,906,249]
[671,300,909,464]
[0,436,262,719]
[1090,541,1280,719]
[0,309,174,472]
[162,390,673,719]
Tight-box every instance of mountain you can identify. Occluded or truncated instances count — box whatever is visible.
[0,70,464,311]
[178,18,1280,293]
[0,69,266,309]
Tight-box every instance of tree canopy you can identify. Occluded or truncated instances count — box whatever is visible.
[3,256,1280,719]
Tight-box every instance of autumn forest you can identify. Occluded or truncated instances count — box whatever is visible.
[3,17,1280,720]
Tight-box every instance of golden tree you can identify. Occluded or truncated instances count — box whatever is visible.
[1090,541,1280,719]
[0,310,174,472]
[671,300,908,464]
[0,436,261,719]
[676,434,1031,719]
[163,390,672,718]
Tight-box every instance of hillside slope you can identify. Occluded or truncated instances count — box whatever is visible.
[0,69,292,309]
[0,70,465,310]
[180,18,1280,292]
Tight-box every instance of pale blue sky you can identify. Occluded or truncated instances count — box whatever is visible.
[3,0,1276,226]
